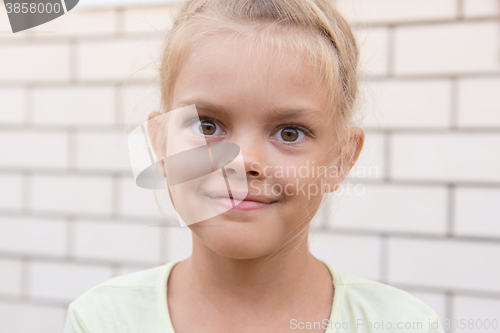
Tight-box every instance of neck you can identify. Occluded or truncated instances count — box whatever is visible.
[180,232,327,311]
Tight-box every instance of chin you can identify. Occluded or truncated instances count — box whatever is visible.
[189,216,288,260]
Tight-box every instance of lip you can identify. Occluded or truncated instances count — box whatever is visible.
[205,191,279,212]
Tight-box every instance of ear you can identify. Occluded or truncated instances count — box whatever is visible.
[325,127,365,192]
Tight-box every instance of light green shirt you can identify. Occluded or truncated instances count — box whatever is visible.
[63,259,444,333]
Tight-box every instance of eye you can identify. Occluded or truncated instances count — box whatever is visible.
[191,119,223,136]
[273,126,307,143]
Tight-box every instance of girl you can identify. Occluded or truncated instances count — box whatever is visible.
[64,1,443,332]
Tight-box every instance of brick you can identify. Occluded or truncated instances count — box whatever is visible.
[355,27,389,76]
[327,184,448,234]
[361,79,452,129]
[453,296,500,333]
[77,38,163,81]
[0,174,23,210]
[463,0,500,18]
[0,301,66,333]
[0,88,25,124]
[458,78,500,128]
[31,175,113,215]
[33,86,116,126]
[29,261,113,302]
[407,292,447,325]
[31,8,117,36]
[118,177,165,217]
[118,83,161,126]
[74,220,161,263]
[336,0,457,24]
[165,226,193,262]
[395,22,500,75]
[388,238,500,292]
[0,43,70,82]
[391,133,500,182]
[309,232,381,280]
[0,216,66,257]
[455,187,500,238]
[349,133,384,179]
[122,5,177,34]
[75,131,131,171]
[0,258,22,296]
[0,130,68,169]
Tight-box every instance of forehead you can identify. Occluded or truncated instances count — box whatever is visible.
[172,32,331,117]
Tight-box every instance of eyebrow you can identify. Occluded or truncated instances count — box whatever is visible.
[176,98,326,121]
[176,99,231,118]
[269,106,325,122]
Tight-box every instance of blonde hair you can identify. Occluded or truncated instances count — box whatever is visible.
[158,0,360,259]
[159,0,359,131]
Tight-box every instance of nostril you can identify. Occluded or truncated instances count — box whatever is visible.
[247,170,260,178]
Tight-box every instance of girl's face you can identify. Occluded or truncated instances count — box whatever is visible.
[165,32,363,259]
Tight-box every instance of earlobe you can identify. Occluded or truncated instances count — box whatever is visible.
[348,127,365,169]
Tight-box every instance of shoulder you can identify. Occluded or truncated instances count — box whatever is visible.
[68,263,165,311]
[323,261,443,332]
[64,261,178,332]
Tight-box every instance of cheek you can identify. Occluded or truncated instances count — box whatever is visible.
[267,156,330,204]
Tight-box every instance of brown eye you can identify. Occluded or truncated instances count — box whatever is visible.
[281,128,299,142]
[199,120,217,135]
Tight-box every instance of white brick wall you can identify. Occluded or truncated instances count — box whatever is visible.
[74,220,162,264]
[355,27,389,76]
[0,43,71,82]
[29,261,113,302]
[0,130,68,169]
[463,0,500,18]
[0,258,22,296]
[118,177,157,217]
[336,0,458,24]
[394,22,500,75]
[453,296,500,333]
[33,86,116,126]
[0,174,23,210]
[0,1,499,331]
[75,131,131,171]
[76,38,163,81]
[455,187,500,238]
[31,8,118,36]
[0,302,66,333]
[361,79,452,129]
[119,83,161,126]
[0,217,66,257]
[122,6,177,33]
[391,133,500,182]
[31,175,113,215]
[0,88,25,124]
[388,238,500,292]
[458,78,500,127]
[328,184,448,234]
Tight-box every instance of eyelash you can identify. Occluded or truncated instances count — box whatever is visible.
[274,124,314,145]
[190,116,314,144]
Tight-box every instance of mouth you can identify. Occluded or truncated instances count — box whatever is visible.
[205,192,279,212]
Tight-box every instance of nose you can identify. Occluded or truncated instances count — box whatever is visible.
[229,136,268,180]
